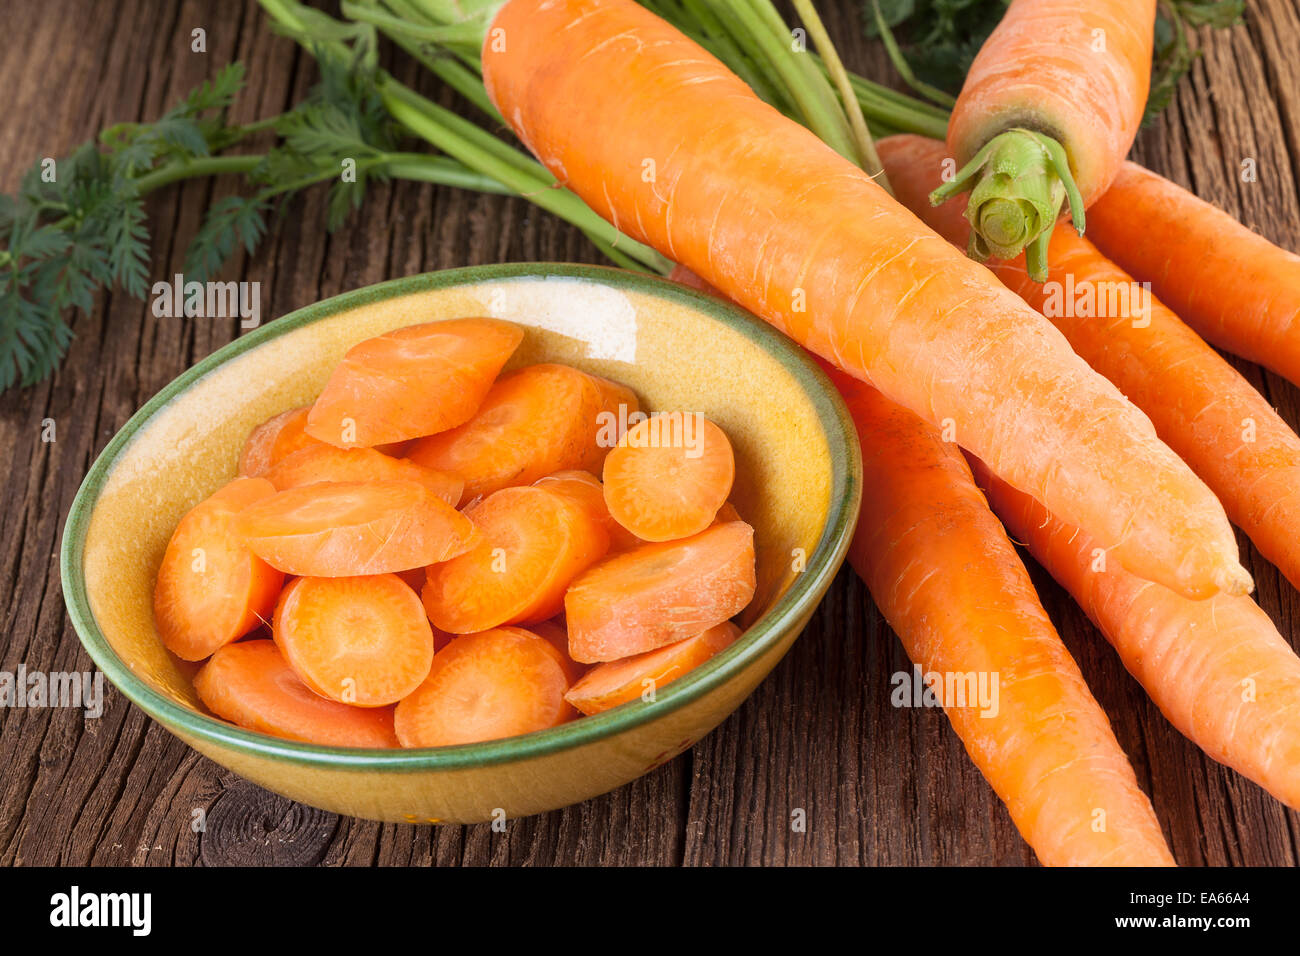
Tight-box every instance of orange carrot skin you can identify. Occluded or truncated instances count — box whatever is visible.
[828,366,1173,865]
[975,460,1300,812]
[483,0,1247,601]
[880,134,1300,593]
[1088,162,1300,386]
[948,0,1155,204]
[265,443,463,507]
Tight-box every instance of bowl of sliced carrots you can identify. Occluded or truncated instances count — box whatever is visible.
[61,263,860,823]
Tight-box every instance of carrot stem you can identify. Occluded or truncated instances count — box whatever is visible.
[791,0,892,193]
[868,0,957,109]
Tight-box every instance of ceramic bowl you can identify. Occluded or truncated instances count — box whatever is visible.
[61,263,861,823]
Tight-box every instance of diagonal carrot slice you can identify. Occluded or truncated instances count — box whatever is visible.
[565,521,755,663]
[273,574,434,706]
[238,406,322,477]
[406,363,637,500]
[393,627,574,747]
[565,621,740,715]
[235,479,480,577]
[534,470,643,552]
[265,444,463,506]
[154,477,285,661]
[195,640,399,748]
[422,485,609,633]
[306,318,524,448]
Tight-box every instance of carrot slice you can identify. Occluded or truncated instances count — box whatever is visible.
[154,478,285,662]
[565,521,755,663]
[265,444,463,506]
[534,470,642,551]
[194,640,399,748]
[602,413,734,541]
[273,574,435,706]
[306,318,524,448]
[393,627,574,747]
[422,485,609,633]
[714,501,741,525]
[565,621,740,715]
[238,406,322,477]
[236,479,481,577]
[406,363,624,499]
[525,618,587,682]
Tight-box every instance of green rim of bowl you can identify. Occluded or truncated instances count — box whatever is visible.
[61,263,862,771]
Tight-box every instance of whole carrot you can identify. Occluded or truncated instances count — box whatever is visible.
[1087,162,1300,388]
[934,0,1155,275]
[828,365,1174,866]
[975,461,1300,812]
[881,133,1300,593]
[482,0,1249,600]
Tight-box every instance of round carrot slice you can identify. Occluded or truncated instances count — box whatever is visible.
[565,621,741,715]
[273,574,434,706]
[565,521,756,663]
[406,363,614,500]
[154,478,285,662]
[393,628,574,747]
[534,470,642,551]
[422,485,609,633]
[195,640,399,748]
[602,413,735,541]
[236,479,481,577]
[306,318,524,448]
[265,444,463,506]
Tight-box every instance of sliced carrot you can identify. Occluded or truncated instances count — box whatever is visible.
[306,318,523,449]
[238,406,321,477]
[565,520,756,663]
[273,574,435,706]
[393,627,575,747]
[534,470,642,551]
[422,485,609,633]
[524,618,587,682]
[236,479,480,577]
[714,501,741,525]
[590,374,642,453]
[195,640,399,747]
[154,478,285,662]
[406,363,619,499]
[265,444,463,506]
[565,621,740,715]
[602,413,734,541]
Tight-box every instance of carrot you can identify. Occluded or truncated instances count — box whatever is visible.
[602,413,734,541]
[393,627,575,747]
[482,0,1249,600]
[238,406,321,477]
[306,317,524,448]
[565,520,755,664]
[934,0,1157,273]
[827,365,1174,865]
[974,459,1300,811]
[1087,161,1300,388]
[272,574,435,707]
[194,640,399,748]
[265,443,463,506]
[154,478,285,662]
[533,470,642,551]
[881,133,1300,593]
[422,485,609,633]
[235,479,480,577]
[565,621,741,716]
[526,618,587,683]
[406,363,632,500]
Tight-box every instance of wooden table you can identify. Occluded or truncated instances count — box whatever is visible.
[3,0,1298,867]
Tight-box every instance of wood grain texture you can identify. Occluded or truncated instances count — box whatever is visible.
[1,0,1297,867]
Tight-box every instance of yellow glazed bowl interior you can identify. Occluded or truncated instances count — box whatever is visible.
[62,263,861,824]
